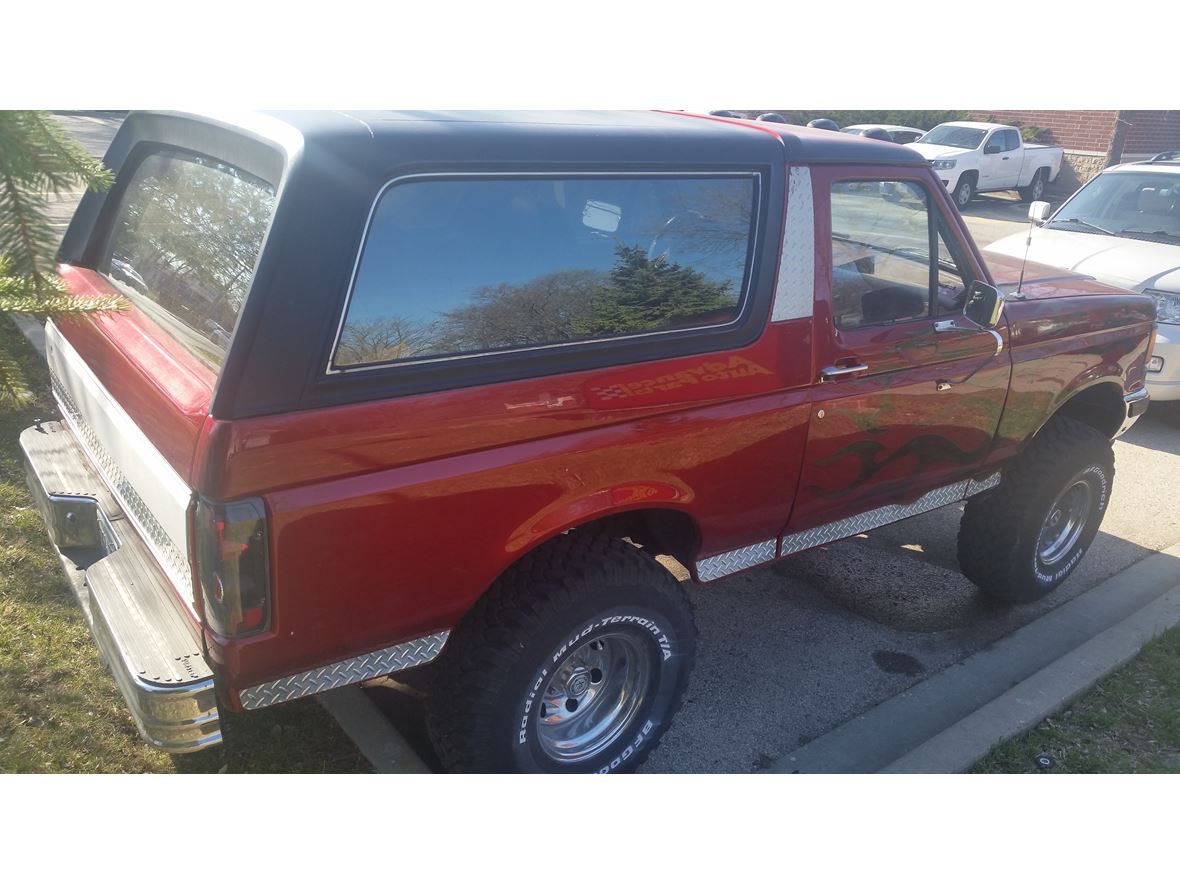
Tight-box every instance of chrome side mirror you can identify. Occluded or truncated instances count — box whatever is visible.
[1028,200,1051,224]
[964,281,1004,329]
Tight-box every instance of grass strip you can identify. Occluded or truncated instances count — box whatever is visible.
[0,316,369,773]
[972,625,1180,773]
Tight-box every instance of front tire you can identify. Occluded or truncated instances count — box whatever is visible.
[954,175,976,209]
[958,416,1114,603]
[425,533,696,773]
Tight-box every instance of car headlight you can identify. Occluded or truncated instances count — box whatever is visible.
[1147,289,1180,324]
[931,158,957,170]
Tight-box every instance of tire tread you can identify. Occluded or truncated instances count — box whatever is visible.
[425,532,694,772]
[958,415,1114,602]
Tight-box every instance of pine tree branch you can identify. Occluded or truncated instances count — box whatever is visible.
[0,112,120,315]
[0,351,33,406]
[0,169,56,293]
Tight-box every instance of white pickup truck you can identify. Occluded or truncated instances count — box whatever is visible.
[908,121,1064,209]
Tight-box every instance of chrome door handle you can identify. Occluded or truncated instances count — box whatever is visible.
[820,364,869,381]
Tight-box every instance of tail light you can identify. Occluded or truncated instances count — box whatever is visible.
[195,497,271,637]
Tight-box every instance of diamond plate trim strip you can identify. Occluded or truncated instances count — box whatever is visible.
[780,473,1001,557]
[966,471,1001,496]
[50,369,193,598]
[697,540,777,582]
[239,631,451,710]
[771,166,815,322]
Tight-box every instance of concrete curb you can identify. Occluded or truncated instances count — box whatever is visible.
[774,544,1180,773]
[317,687,430,774]
[884,586,1180,772]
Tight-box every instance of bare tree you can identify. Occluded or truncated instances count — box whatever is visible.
[336,315,438,365]
[435,268,605,352]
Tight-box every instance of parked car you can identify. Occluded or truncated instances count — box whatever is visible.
[841,124,927,145]
[986,151,1180,401]
[108,255,147,294]
[21,110,1153,773]
[909,121,1064,208]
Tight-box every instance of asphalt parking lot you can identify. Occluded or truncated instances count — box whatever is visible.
[42,113,1180,773]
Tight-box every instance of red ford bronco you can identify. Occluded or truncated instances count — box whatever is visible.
[21,111,1154,772]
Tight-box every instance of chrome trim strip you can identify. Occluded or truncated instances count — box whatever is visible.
[779,473,1001,557]
[239,631,451,710]
[772,165,814,322]
[697,539,777,582]
[325,170,763,376]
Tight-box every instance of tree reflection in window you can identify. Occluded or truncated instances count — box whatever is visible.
[335,175,756,368]
[103,151,275,369]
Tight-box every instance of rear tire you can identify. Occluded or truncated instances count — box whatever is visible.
[425,533,696,773]
[954,174,976,209]
[958,416,1114,603]
[1019,169,1047,202]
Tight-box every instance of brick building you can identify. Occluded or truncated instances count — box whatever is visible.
[967,110,1180,193]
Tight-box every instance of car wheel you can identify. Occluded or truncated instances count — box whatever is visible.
[425,533,696,773]
[958,416,1114,603]
[954,176,975,209]
[1019,169,1047,203]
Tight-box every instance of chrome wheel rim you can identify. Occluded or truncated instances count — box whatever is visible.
[957,183,971,206]
[1036,477,1093,567]
[536,632,651,764]
[1032,177,1044,200]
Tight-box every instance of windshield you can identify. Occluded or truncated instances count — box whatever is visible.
[1048,171,1180,242]
[918,125,986,149]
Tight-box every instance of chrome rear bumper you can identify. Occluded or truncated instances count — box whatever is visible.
[20,420,221,753]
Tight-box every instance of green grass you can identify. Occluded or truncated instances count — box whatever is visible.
[0,316,369,773]
[972,626,1180,773]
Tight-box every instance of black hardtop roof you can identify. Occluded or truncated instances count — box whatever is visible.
[141,109,929,167]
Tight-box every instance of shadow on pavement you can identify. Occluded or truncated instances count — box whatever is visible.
[1118,402,1180,455]
[363,674,443,771]
[960,192,1033,222]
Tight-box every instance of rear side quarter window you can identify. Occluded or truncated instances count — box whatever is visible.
[99,150,277,371]
[330,174,758,371]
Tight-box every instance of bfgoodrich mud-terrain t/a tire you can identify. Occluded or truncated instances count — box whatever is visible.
[425,533,696,773]
[958,415,1115,603]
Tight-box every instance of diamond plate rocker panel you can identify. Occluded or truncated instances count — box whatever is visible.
[779,472,1001,557]
[239,631,450,710]
[697,540,777,582]
[965,471,1001,496]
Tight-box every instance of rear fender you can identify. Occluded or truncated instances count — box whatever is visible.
[504,483,700,563]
